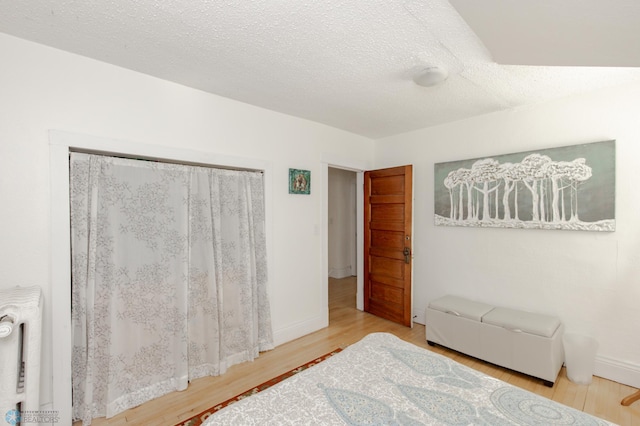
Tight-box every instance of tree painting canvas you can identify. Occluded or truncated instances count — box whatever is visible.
[434,140,615,231]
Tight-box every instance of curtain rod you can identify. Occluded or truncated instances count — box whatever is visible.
[69,148,264,173]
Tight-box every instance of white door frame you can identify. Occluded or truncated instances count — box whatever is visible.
[321,154,371,323]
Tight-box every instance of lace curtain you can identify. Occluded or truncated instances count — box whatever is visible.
[69,153,273,424]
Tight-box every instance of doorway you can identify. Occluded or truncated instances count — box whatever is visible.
[328,167,358,316]
[323,162,414,329]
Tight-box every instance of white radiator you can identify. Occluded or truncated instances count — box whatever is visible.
[0,286,43,419]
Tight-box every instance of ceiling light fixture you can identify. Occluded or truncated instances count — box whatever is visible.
[413,66,448,87]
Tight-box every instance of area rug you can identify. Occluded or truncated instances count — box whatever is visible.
[176,348,343,426]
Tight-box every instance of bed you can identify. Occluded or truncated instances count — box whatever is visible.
[204,332,612,425]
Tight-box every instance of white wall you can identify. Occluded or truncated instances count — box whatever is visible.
[5,25,640,415]
[328,168,357,278]
[0,32,373,413]
[374,81,640,388]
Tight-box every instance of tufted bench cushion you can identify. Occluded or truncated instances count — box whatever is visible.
[427,294,494,321]
[482,307,561,338]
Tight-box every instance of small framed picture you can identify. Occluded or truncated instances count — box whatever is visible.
[289,168,311,194]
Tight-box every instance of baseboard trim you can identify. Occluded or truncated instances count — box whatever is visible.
[594,355,640,388]
[272,315,327,347]
[328,267,352,279]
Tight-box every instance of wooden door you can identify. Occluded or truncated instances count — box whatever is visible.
[364,165,413,326]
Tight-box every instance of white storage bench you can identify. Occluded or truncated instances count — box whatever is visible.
[426,295,564,387]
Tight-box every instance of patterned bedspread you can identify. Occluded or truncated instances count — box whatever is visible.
[204,332,613,425]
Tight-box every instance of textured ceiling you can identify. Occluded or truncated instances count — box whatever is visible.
[1,0,639,139]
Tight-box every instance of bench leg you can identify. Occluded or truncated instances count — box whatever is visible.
[542,380,554,388]
[426,340,436,347]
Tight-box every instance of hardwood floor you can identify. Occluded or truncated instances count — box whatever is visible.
[84,277,640,425]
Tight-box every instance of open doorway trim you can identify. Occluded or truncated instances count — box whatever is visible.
[321,154,372,325]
